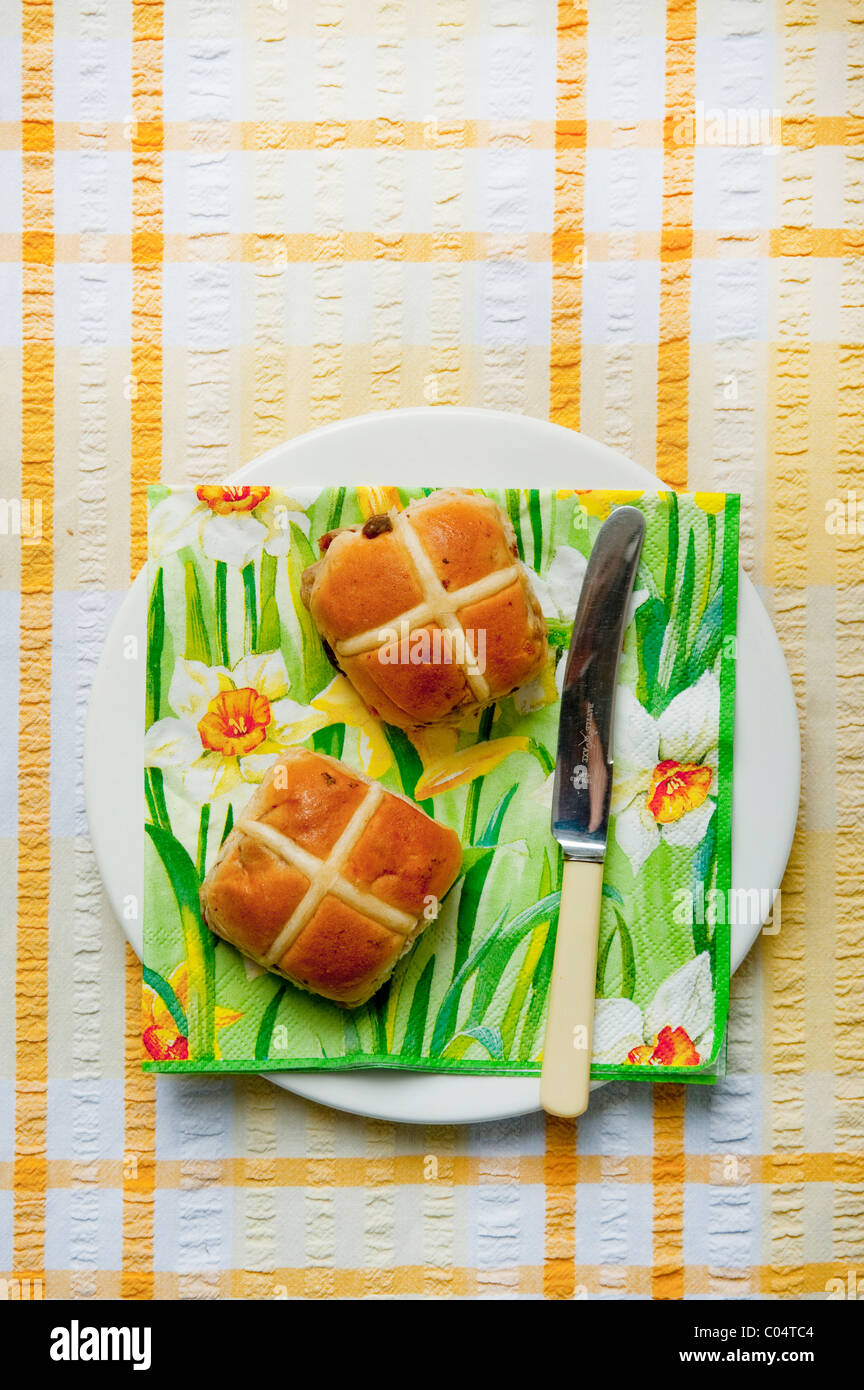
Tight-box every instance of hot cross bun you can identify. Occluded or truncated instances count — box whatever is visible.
[301,489,549,728]
[200,748,462,1006]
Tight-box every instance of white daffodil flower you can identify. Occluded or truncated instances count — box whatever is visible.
[592,953,715,1067]
[528,547,588,623]
[144,651,328,800]
[148,485,309,568]
[530,545,648,631]
[591,997,645,1065]
[530,769,555,809]
[610,670,720,876]
[643,951,715,1060]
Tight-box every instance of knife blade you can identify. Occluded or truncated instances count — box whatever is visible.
[541,504,646,1117]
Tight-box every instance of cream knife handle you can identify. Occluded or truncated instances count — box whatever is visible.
[540,859,605,1118]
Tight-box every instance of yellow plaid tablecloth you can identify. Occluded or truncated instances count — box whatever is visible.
[1,0,862,1300]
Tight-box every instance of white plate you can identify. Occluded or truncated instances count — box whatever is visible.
[84,408,800,1125]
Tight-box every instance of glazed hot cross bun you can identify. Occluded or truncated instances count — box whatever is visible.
[200,748,462,1006]
[300,488,549,728]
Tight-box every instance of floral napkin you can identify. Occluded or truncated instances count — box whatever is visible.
[142,485,739,1082]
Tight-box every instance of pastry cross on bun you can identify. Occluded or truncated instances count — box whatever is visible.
[301,488,549,728]
[199,748,462,1006]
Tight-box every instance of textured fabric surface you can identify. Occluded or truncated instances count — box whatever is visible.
[0,0,862,1299]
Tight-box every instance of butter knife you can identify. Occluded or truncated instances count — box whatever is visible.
[540,505,646,1117]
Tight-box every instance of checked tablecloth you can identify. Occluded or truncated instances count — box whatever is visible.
[1,0,862,1299]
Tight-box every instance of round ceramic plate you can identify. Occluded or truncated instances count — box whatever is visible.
[84,408,800,1125]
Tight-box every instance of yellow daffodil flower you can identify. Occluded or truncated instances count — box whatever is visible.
[356,485,403,520]
[574,490,645,520]
[144,651,329,799]
[408,725,460,767]
[414,735,531,798]
[143,962,242,1062]
[311,674,392,778]
[693,492,726,515]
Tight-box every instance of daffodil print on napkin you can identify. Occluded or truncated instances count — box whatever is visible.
[592,952,715,1067]
[144,650,328,800]
[143,485,738,1082]
[611,672,719,877]
[143,960,243,1062]
[149,483,309,566]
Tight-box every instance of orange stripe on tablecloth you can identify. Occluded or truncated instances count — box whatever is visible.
[548,1,588,430]
[0,1148,860,1190]
[121,0,163,1303]
[652,1087,687,1298]
[13,0,53,1293]
[4,112,862,153]
[655,0,697,490]
[0,227,862,265]
[128,2,163,581]
[30,1258,863,1300]
[543,1116,577,1298]
[543,0,588,1299]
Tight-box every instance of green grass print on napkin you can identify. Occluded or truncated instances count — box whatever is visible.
[141,485,739,1081]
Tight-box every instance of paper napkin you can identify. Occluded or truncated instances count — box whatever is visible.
[142,486,739,1082]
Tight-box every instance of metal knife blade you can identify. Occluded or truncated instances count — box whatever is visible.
[551,505,646,863]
